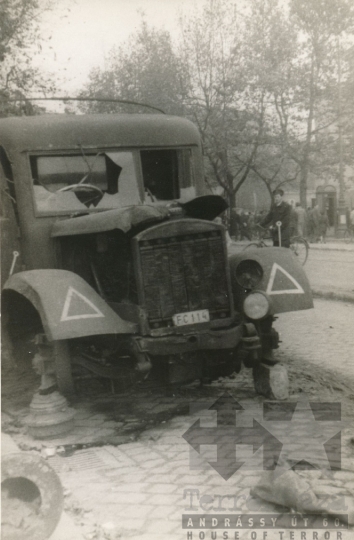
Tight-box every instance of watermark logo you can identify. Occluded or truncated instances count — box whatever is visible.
[182,393,342,480]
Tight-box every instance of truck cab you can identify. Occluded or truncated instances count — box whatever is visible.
[1,113,313,398]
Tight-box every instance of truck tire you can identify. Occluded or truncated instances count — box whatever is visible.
[252,362,289,400]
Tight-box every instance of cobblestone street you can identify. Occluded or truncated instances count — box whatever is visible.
[2,295,354,540]
[275,298,354,381]
[2,2,354,537]
[304,247,354,303]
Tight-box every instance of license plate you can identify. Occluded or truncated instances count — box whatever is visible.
[172,309,210,327]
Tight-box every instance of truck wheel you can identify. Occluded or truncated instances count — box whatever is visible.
[2,291,75,397]
[252,362,289,400]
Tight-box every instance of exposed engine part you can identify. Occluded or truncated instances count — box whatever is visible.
[256,317,280,350]
[134,354,152,375]
[130,339,153,377]
[61,230,137,304]
[241,323,261,353]
[240,322,262,368]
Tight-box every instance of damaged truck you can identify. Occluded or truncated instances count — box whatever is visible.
[1,113,313,400]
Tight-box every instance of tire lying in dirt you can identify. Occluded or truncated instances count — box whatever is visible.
[1,453,63,540]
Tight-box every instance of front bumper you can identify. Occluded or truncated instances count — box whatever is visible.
[131,324,244,356]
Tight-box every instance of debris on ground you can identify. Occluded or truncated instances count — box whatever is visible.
[251,464,354,525]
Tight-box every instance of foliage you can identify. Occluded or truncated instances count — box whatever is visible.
[276,0,354,205]
[0,0,56,116]
[78,21,185,115]
[178,0,247,205]
[76,0,354,210]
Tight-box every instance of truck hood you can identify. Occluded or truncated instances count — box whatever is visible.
[51,205,170,237]
[51,196,228,237]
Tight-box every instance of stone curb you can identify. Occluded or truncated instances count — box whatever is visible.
[312,288,354,304]
[309,243,354,252]
[229,240,354,253]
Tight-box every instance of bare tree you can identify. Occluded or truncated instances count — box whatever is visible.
[273,0,354,206]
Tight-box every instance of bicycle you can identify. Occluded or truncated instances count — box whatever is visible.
[344,226,354,243]
[243,225,309,265]
[289,235,309,265]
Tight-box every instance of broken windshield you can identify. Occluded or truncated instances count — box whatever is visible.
[31,151,141,214]
[31,148,196,216]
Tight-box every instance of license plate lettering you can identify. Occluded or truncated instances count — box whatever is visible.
[173,309,210,327]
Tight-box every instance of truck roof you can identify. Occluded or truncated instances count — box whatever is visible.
[0,113,201,154]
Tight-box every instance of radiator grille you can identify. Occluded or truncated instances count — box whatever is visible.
[139,231,230,326]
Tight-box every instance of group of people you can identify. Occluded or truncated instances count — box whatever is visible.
[230,189,331,248]
[304,204,329,243]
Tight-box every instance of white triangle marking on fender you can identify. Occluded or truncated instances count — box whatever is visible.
[60,287,105,321]
[266,263,305,295]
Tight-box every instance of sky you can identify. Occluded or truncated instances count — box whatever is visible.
[34,0,199,96]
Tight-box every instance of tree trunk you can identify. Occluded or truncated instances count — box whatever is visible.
[299,164,308,208]
[300,52,316,208]
[229,190,237,237]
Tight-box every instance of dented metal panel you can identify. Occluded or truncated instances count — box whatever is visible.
[51,205,169,237]
[3,270,137,341]
[229,247,313,314]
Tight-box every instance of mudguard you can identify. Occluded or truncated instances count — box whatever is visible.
[229,247,313,314]
[3,270,137,341]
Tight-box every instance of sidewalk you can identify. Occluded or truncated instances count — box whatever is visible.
[311,286,354,303]
[308,241,354,252]
[229,238,354,252]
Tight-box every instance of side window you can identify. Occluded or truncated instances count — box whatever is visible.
[178,149,196,201]
[140,150,179,200]
[178,149,193,189]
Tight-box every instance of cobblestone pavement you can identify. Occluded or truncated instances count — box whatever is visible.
[275,298,354,381]
[2,297,354,540]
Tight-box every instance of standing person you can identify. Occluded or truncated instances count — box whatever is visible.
[248,211,256,238]
[312,203,321,242]
[260,189,292,247]
[229,208,240,240]
[307,207,314,241]
[294,202,306,236]
[239,210,252,241]
[318,209,329,243]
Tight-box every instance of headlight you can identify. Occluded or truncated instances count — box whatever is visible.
[243,291,271,320]
[235,260,263,290]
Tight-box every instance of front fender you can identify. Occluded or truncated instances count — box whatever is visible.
[3,270,137,341]
[229,247,313,314]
